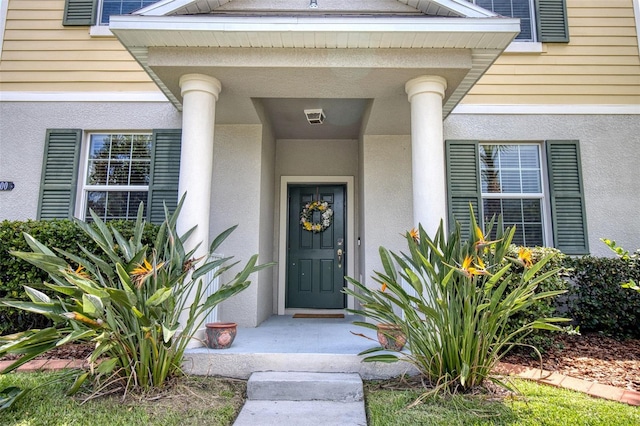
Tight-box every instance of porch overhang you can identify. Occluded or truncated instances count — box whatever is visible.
[109,14,519,118]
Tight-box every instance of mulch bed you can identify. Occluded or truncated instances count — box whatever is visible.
[502,333,640,391]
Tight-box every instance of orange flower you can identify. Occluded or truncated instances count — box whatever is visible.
[409,228,419,243]
[459,255,491,277]
[381,283,388,293]
[517,247,533,268]
[474,225,499,251]
[131,258,164,288]
[69,264,91,279]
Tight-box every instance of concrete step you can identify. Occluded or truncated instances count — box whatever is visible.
[232,400,367,426]
[247,372,363,402]
[183,351,418,379]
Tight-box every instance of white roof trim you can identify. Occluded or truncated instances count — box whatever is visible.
[110,15,519,34]
[136,0,496,18]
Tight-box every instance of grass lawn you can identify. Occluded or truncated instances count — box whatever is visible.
[365,378,640,426]
[2,372,638,426]
[0,371,245,426]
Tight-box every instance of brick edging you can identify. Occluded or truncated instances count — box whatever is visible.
[0,359,89,372]
[495,362,640,406]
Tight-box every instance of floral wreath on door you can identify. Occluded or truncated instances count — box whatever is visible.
[300,201,333,233]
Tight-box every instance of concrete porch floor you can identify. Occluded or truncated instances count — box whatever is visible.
[183,315,418,379]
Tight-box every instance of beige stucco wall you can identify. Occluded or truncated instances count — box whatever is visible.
[359,135,413,288]
[254,101,277,324]
[210,124,265,327]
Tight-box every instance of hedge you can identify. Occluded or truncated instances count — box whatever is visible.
[565,255,640,339]
[0,219,159,335]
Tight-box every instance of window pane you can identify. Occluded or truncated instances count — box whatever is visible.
[501,170,521,193]
[499,146,519,168]
[89,135,110,159]
[519,145,540,168]
[132,135,152,159]
[502,199,523,222]
[521,170,541,193]
[524,224,544,246]
[86,191,107,219]
[110,135,132,160]
[522,199,542,222]
[87,160,108,185]
[108,161,131,185]
[130,162,151,185]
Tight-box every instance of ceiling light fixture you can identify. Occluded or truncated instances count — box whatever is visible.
[304,109,325,125]
[309,0,318,9]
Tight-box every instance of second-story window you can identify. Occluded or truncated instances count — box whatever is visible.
[470,0,536,41]
[99,0,157,25]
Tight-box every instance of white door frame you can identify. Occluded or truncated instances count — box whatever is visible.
[278,176,355,315]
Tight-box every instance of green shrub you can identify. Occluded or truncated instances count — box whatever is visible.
[344,210,569,393]
[565,255,640,339]
[0,200,273,406]
[0,219,159,335]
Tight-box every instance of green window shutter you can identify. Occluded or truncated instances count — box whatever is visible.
[63,0,97,26]
[546,140,589,255]
[535,0,569,43]
[38,129,82,220]
[445,140,482,238]
[148,129,182,224]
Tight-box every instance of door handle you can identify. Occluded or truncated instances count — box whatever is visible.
[337,249,343,269]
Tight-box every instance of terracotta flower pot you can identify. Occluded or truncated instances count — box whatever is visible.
[205,322,237,349]
[376,323,406,351]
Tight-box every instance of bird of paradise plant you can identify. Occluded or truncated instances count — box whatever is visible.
[344,206,569,394]
[0,195,273,408]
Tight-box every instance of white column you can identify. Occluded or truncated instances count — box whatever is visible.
[177,74,221,255]
[178,74,221,347]
[405,76,447,236]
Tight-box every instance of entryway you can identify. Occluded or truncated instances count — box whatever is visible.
[277,176,356,315]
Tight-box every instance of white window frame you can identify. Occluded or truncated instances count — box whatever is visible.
[91,0,157,37]
[479,142,553,247]
[76,132,152,221]
[469,0,538,43]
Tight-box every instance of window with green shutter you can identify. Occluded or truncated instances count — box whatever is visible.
[446,140,588,253]
[38,128,181,224]
[467,0,569,43]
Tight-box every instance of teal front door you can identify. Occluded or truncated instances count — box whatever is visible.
[287,184,346,309]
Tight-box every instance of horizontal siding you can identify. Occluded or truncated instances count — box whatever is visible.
[464,0,640,105]
[0,0,154,92]
[1,0,638,105]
